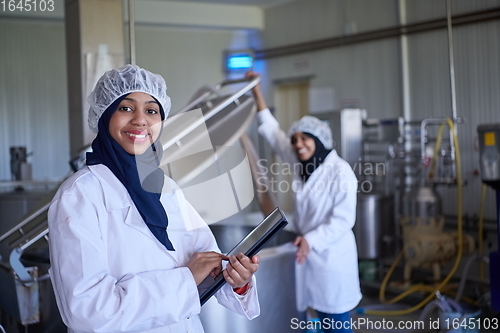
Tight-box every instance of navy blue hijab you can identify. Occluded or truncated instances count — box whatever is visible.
[86,95,175,251]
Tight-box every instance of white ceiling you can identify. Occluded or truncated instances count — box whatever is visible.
[157,0,301,8]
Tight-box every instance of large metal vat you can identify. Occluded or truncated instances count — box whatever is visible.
[200,224,297,333]
[353,193,394,259]
[0,186,65,332]
[3,250,66,332]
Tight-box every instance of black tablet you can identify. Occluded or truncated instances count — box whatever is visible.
[198,207,288,305]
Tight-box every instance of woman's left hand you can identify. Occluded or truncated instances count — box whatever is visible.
[223,253,260,288]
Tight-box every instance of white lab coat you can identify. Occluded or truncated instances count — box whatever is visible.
[257,109,361,314]
[48,164,259,333]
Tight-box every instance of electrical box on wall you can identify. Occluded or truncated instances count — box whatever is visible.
[224,49,254,74]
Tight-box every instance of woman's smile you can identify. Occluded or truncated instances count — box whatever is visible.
[124,130,150,143]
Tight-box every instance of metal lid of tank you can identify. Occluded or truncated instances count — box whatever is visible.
[160,93,255,187]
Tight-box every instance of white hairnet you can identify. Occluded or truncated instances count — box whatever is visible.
[87,64,171,133]
[288,115,334,149]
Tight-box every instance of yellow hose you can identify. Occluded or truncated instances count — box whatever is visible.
[378,250,433,305]
[360,118,463,316]
[479,184,487,281]
[378,249,404,304]
[378,249,462,305]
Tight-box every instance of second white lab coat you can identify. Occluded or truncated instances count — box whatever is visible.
[257,109,362,314]
[48,164,259,333]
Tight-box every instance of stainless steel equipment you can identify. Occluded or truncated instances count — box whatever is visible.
[0,185,62,330]
[353,193,394,260]
[10,147,29,181]
[0,248,65,332]
[315,109,365,172]
[200,224,297,333]
[402,185,442,224]
[401,184,474,281]
[351,118,401,281]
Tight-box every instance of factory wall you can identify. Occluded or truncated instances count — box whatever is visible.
[135,26,250,113]
[257,0,401,120]
[257,0,500,223]
[262,0,399,47]
[0,18,69,181]
[405,0,499,22]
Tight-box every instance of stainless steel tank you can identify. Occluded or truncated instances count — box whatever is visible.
[353,193,394,259]
[10,147,28,181]
[12,250,66,332]
[0,187,52,262]
[0,186,65,332]
[200,224,297,333]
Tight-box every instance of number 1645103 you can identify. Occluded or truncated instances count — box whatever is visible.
[2,0,55,12]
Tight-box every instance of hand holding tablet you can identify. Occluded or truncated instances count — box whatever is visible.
[198,207,288,305]
[223,252,261,289]
[186,251,229,285]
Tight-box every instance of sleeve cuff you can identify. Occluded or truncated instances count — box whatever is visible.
[233,282,250,295]
[256,108,275,125]
[180,267,202,312]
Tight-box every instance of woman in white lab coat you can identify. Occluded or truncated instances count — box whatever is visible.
[48,65,260,333]
[247,72,361,332]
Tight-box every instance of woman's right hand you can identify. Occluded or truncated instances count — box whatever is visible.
[245,71,268,112]
[245,71,261,94]
[186,251,228,285]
